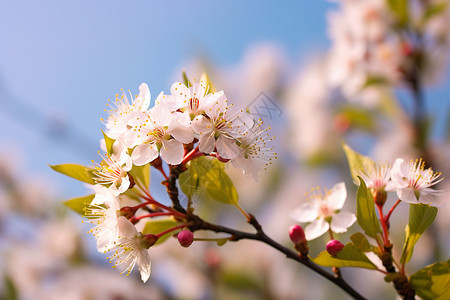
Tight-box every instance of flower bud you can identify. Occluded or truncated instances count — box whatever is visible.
[326,240,345,256]
[289,225,306,245]
[142,234,158,249]
[372,189,387,206]
[178,229,194,248]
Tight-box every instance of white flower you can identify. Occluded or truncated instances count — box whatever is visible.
[231,119,276,180]
[107,216,151,283]
[358,161,391,190]
[126,103,193,165]
[93,145,132,196]
[84,186,121,251]
[290,182,356,240]
[103,83,151,140]
[166,81,221,118]
[192,95,253,159]
[386,158,444,206]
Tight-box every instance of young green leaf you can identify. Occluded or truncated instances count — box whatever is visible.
[200,71,217,94]
[400,203,438,264]
[356,177,382,240]
[342,143,376,184]
[350,232,372,252]
[50,164,96,185]
[102,130,116,155]
[128,163,150,188]
[64,194,95,215]
[142,217,181,245]
[179,157,239,206]
[410,260,450,300]
[182,71,192,88]
[386,0,409,26]
[179,164,200,199]
[312,243,377,270]
[422,1,448,25]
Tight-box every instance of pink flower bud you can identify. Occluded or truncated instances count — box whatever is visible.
[178,229,194,248]
[326,240,345,256]
[289,225,306,245]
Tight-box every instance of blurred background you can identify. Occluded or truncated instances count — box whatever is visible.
[1,1,449,299]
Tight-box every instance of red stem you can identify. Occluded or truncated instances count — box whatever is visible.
[130,212,177,223]
[376,204,390,246]
[181,146,204,165]
[155,222,193,238]
[385,199,401,224]
[140,194,186,218]
[157,166,169,180]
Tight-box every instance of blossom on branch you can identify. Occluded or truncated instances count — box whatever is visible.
[290,182,356,240]
[386,158,444,206]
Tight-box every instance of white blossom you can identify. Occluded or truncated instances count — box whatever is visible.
[231,119,276,180]
[103,83,151,140]
[290,182,356,240]
[386,158,444,206]
[107,217,152,283]
[192,94,253,159]
[84,186,121,251]
[126,102,193,165]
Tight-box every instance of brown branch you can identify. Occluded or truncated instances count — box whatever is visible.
[186,213,366,299]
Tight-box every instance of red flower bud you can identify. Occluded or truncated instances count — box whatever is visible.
[289,225,306,245]
[178,229,194,248]
[326,240,345,256]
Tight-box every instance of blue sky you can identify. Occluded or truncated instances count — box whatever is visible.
[1,1,449,197]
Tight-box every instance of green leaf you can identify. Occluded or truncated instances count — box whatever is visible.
[362,75,389,88]
[386,0,409,26]
[142,217,181,245]
[50,164,96,185]
[410,260,450,300]
[200,71,216,94]
[312,243,377,270]
[102,130,115,155]
[216,238,229,246]
[182,70,192,88]
[342,143,376,184]
[179,156,239,206]
[337,106,376,132]
[400,203,438,264]
[179,165,199,199]
[128,164,150,188]
[350,232,372,252]
[356,177,382,239]
[64,194,95,215]
[3,276,18,300]
[422,2,448,25]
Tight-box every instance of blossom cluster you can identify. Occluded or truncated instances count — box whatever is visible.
[328,0,450,103]
[102,81,275,177]
[290,157,443,241]
[82,80,276,282]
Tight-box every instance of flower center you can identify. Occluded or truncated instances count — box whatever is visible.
[188,97,200,113]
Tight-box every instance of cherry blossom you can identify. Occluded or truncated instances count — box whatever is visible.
[107,217,152,283]
[290,182,356,240]
[386,158,444,206]
[103,83,151,140]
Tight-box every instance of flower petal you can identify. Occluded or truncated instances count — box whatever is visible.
[330,212,356,233]
[327,182,347,210]
[397,187,418,204]
[305,218,329,241]
[290,202,319,223]
[131,143,159,166]
[216,135,240,159]
[160,139,184,165]
[198,131,215,154]
[138,249,152,283]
